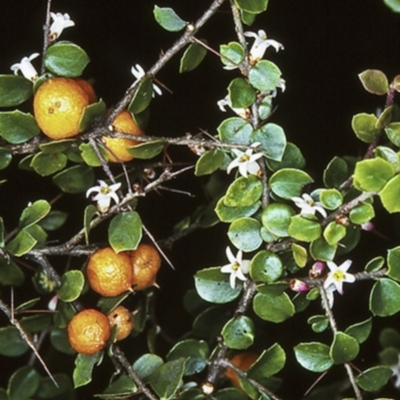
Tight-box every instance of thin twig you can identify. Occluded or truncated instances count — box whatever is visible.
[41,0,52,75]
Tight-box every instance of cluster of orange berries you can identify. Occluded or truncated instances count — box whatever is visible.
[67,244,161,355]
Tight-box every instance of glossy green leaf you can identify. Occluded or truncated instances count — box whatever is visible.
[73,352,103,388]
[7,366,40,400]
[50,328,75,354]
[195,149,225,176]
[336,225,360,256]
[252,123,286,161]
[253,292,295,323]
[294,342,333,372]
[53,164,94,193]
[217,117,253,145]
[330,332,359,364]
[261,203,295,237]
[387,246,400,281]
[214,388,248,400]
[351,113,380,143]
[234,0,269,13]
[150,358,186,399]
[0,148,12,170]
[345,317,372,344]
[250,250,283,283]
[133,354,164,383]
[224,176,263,207]
[0,110,39,144]
[323,156,348,188]
[358,69,389,95]
[215,197,260,223]
[127,140,164,159]
[288,215,321,243]
[0,326,29,356]
[19,314,52,334]
[375,145,399,166]
[19,200,51,229]
[220,42,245,70]
[311,234,336,262]
[269,168,313,200]
[25,224,47,242]
[128,77,153,114]
[36,374,75,399]
[99,374,137,397]
[376,105,393,129]
[356,365,392,392]
[58,270,84,302]
[248,343,286,378]
[385,122,400,147]
[153,6,187,31]
[222,316,254,349]
[249,60,281,92]
[180,41,207,73]
[365,256,385,272]
[349,203,375,225]
[308,315,329,333]
[258,95,273,120]
[323,221,346,245]
[228,78,256,108]
[0,258,24,286]
[266,142,305,171]
[370,278,400,316]
[44,41,90,77]
[6,230,37,256]
[354,158,395,192]
[38,140,71,155]
[228,217,262,252]
[79,100,106,132]
[384,0,400,12]
[194,267,242,304]
[108,211,142,253]
[39,210,68,231]
[79,142,107,167]
[30,151,67,176]
[319,189,343,210]
[0,75,33,107]
[291,243,308,267]
[240,10,256,26]
[380,175,400,213]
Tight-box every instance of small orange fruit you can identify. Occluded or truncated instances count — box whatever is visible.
[129,243,161,291]
[225,352,258,389]
[67,309,111,355]
[107,305,134,341]
[102,110,143,163]
[87,247,133,297]
[33,77,96,140]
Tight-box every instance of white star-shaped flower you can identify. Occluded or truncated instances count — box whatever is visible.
[391,354,400,389]
[221,247,250,289]
[292,193,327,218]
[227,143,263,178]
[86,180,121,213]
[49,12,75,41]
[131,64,162,96]
[244,30,284,63]
[324,260,355,296]
[10,53,40,82]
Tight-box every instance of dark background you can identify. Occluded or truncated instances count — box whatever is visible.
[1,0,400,398]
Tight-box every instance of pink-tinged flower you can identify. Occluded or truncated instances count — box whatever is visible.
[244,30,284,63]
[49,12,75,41]
[220,247,250,289]
[131,64,162,96]
[86,180,121,213]
[290,279,309,293]
[227,143,263,178]
[10,53,40,82]
[292,193,327,218]
[324,260,355,295]
[361,221,374,232]
[391,354,400,388]
[48,295,58,311]
[309,261,325,278]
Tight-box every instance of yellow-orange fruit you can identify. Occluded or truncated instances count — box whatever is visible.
[102,110,143,163]
[87,247,133,297]
[129,244,161,291]
[33,77,96,140]
[67,309,111,355]
[107,305,134,341]
[225,352,258,389]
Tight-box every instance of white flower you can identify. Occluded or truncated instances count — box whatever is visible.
[49,12,75,41]
[324,260,355,296]
[131,64,162,96]
[10,53,40,82]
[221,247,250,289]
[227,142,263,178]
[391,354,400,388]
[86,180,121,213]
[217,96,248,119]
[292,193,327,218]
[244,30,284,63]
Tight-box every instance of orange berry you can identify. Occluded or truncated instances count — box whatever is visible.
[102,110,143,163]
[225,352,258,389]
[129,244,161,291]
[67,309,111,355]
[75,78,97,104]
[33,77,96,140]
[107,305,134,341]
[87,247,133,297]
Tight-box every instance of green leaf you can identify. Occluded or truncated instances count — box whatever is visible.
[53,164,95,193]
[194,267,242,304]
[356,365,392,392]
[0,258,24,286]
[180,42,207,73]
[384,0,400,12]
[19,314,51,334]
[6,230,37,256]
[291,243,308,267]
[37,374,75,399]
[222,316,255,349]
[215,197,260,223]
[261,203,295,237]
[234,0,269,13]
[380,175,400,213]
[44,41,90,77]
[294,342,333,372]
[323,221,346,245]
[330,332,359,364]
[19,200,51,229]
[153,6,187,32]
[30,151,68,176]
[358,69,389,95]
[108,211,142,253]
[319,189,343,210]
[193,306,231,340]
[127,140,164,159]
[388,246,400,281]
[217,117,253,145]
[240,10,256,26]
[385,121,400,147]
[79,100,106,132]
[128,77,153,114]
[0,217,4,247]
[370,278,400,316]
[214,388,248,400]
[0,75,33,107]
[252,123,286,161]
[50,328,75,354]
[249,60,281,92]
[220,42,245,70]
[38,210,67,232]
[99,374,137,397]
[195,149,225,176]
[150,358,186,399]
[354,158,395,192]
[79,142,107,167]
[266,142,305,171]
[345,317,372,344]
[0,326,29,356]
[167,339,209,375]
[0,110,39,144]
[84,204,98,245]
[58,270,84,302]
[351,113,380,143]
[133,354,164,383]
[269,168,313,200]
[0,147,12,170]
[7,366,40,400]
[248,343,286,378]
[228,78,256,108]
[323,156,348,188]
[308,315,329,333]
[288,215,321,243]
[375,145,399,166]
[250,250,283,283]
[73,352,103,388]
[224,176,263,207]
[349,203,375,225]
[253,292,295,323]
[228,217,262,252]
[365,256,385,272]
